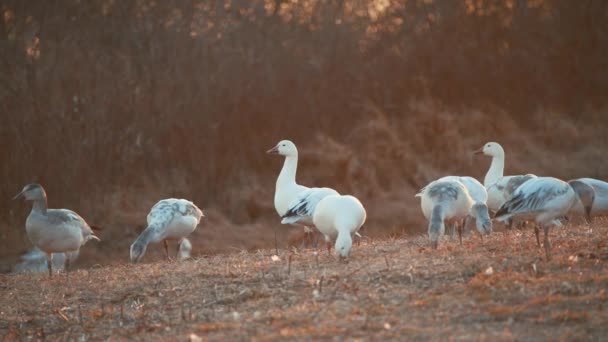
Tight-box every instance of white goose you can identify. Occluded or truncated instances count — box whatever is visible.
[416,179,474,249]
[474,142,537,218]
[13,183,100,277]
[437,176,493,243]
[130,199,203,263]
[569,178,608,219]
[267,140,339,236]
[494,177,588,260]
[312,194,366,258]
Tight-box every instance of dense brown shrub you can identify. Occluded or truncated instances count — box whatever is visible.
[1,0,607,269]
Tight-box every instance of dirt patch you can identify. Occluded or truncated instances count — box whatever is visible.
[1,223,607,340]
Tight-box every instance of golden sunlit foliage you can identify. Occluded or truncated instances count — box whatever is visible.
[1,0,607,268]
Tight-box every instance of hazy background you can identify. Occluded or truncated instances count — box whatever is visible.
[1,0,607,271]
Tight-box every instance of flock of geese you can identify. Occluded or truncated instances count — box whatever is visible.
[11,140,608,277]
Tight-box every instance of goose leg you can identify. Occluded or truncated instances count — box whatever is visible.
[457,224,463,245]
[163,240,170,259]
[65,253,71,280]
[176,238,182,257]
[47,253,53,278]
[543,224,552,261]
[534,225,541,247]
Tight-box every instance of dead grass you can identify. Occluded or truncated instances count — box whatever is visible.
[1,223,607,340]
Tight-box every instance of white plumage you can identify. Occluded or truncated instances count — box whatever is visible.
[13,183,100,277]
[474,142,537,213]
[437,176,493,239]
[267,140,339,233]
[130,198,204,263]
[312,194,366,258]
[416,179,474,249]
[494,177,578,259]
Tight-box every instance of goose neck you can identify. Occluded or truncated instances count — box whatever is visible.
[277,154,298,188]
[31,197,48,215]
[484,154,505,186]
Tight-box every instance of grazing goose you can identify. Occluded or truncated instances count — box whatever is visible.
[416,179,474,249]
[494,177,589,260]
[177,238,193,260]
[13,247,78,274]
[13,183,100,277]
[473,142,537,219]
[569,178,608,219]
[566,179,596,224]
[267,140,339,238]
[312,194,366,258]
[437,176,493,243]
[130,199,203,263]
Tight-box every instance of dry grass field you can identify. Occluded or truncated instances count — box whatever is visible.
[2,222,607,341]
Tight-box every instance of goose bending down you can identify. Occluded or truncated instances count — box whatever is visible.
[267,140,339,239]
[130,199,204,263]
[566,179,596,224]
[312,194,366,258]
[13,247,78,275]
[417,179,475,249]
[473,142,537,226]
[13,183,100,278]
[569,178,608,220]
[494,177,594,260]
[437,176,493,243]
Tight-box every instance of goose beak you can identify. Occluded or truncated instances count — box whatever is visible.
[473,148,484,155]
[12,191,24,200]
[266,145,279,154]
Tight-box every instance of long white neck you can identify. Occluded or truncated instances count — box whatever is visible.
[484,153,505,186]
[276,154,298,189]
[31,197,48,215]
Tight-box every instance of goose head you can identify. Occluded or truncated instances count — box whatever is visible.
[474,142,504,158]
[13,183,47,201]
[335,235,353,259]
[266,140,298,157]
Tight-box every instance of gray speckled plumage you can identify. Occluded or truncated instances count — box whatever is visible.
[130,198,204,263]
[427,182,460,202]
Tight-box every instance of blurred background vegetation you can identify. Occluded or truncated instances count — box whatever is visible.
[1,0,607,271]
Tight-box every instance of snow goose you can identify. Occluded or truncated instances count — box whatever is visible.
[312,194,366,258]
[130,199,203,263]
[437,176,493,243]
[473,142,537,217]
[566,179,596,224]
[267,140,339,238]
[569,178,608,220]
[13,183,100,278]
[494,177,580,260]
[416,179,474,249]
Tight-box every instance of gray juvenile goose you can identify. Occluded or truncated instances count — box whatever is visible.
[13,183,100,277]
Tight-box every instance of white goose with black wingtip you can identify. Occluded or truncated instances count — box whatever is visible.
[267,140,339,235]
[474,142,537,216]
[130,198,203,263]
[13,183,100,278]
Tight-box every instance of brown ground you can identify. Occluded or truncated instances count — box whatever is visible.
[2,221,608,341]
